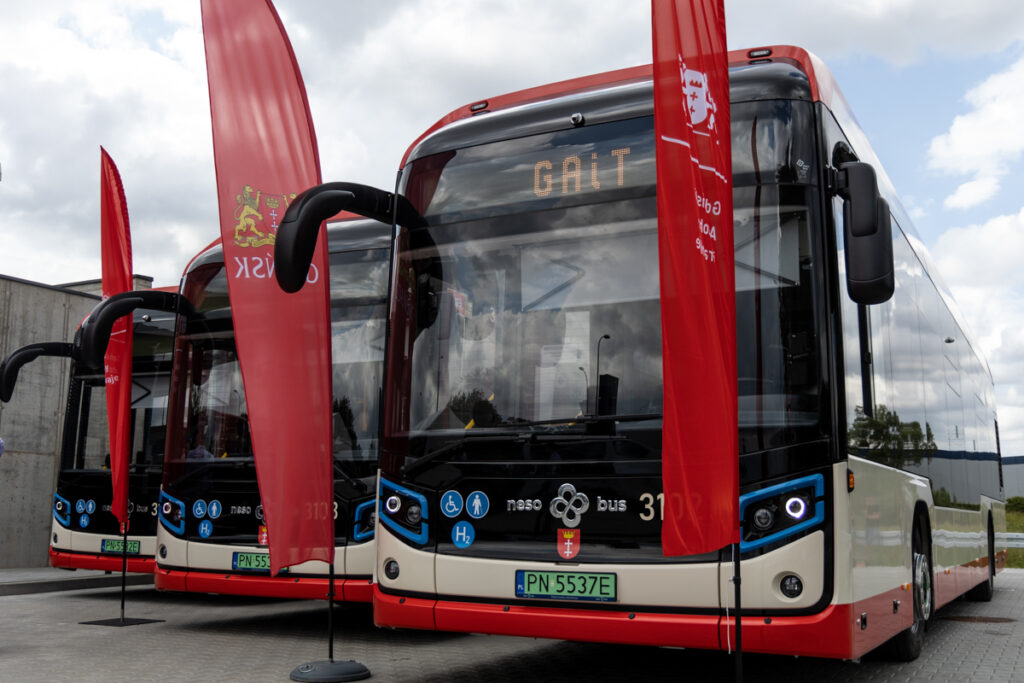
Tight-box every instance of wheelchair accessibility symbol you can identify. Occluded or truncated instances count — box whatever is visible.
[440,490,463,518]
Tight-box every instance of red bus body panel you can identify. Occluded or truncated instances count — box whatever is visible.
[49,547,155,574]
[374,586,867,659]
[154,566,372,601]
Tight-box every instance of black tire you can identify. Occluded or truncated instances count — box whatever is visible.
[883,515,932,662]
[966,517,995,602]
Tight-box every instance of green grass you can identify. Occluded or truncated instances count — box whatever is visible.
[1007,509,1024,569]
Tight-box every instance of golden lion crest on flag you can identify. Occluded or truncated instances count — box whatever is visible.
[232,185,296,248]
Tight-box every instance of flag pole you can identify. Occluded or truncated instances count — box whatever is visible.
[328,561,335,662]
[120,519,129,624]
[289,556,370,682]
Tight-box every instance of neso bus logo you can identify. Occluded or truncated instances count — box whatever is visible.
[549,483,589,528]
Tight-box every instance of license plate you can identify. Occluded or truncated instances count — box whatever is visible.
[101,539,140,554]
[515,570,616,602]
[232,552,271,571]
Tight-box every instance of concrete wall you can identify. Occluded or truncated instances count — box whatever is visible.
[0,276,100,568]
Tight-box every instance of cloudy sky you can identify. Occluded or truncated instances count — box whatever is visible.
[1,1,1022,453]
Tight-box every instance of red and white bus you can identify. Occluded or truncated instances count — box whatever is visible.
[91,219,391,600]
[348,46,1003,660]
[1,290,176,574]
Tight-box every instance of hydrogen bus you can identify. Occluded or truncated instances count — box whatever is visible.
[127,218,388,599]
[279,46,1004,660]
[0,291,175,573]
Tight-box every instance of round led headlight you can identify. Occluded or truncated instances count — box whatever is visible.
[161,501,172,515]
[780,574,803,598]
[384,495,401,514]
[405,504,422,525]
[55,501,64,513]
[784,496,807,520]
[751,505,775,532]
[383,558,400,580]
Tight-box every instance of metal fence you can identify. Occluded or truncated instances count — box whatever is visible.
[1003,533,1024,548]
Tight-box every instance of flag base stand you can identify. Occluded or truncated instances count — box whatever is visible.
[289,660,371,682]
[80,523,163,628]
[80,617,163,627]
[289,563,370,681]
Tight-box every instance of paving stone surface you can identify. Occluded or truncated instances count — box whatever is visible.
[1,569,1021,682]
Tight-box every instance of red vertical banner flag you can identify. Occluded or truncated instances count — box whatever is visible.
[652,0,738,556]
[100,147,134,532]
[201,0,333,575]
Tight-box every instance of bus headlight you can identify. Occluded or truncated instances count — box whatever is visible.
[379,478,429,545]
[751,505,776,531]
[739,474,825,552]
[784,496,807,520]
[405,504,422,525]
[780,574,803,598]
[158,490,186,537]
[383,558,400,580]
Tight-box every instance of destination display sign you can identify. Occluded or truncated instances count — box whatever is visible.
[412,117,655,221]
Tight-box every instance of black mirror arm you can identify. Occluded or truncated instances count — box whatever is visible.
[0,342,74,403]
[275,182,424,293]
[80,290,188,369]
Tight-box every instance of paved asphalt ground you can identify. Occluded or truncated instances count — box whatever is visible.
[0,568,1021,682]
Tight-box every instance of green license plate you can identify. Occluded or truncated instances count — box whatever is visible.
[515,570,616,602]
[101,539,140,554]
[232,552,271,572]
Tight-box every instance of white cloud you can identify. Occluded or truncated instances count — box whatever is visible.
[943,177,1000,210]
[725,0,1024,64]
[928,56,1024,210]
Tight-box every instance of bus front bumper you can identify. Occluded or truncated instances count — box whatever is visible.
[373,586,858,659]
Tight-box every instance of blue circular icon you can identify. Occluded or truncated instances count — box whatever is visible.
[451,521,475,548]
[466,491,490,519]
[75,499,86,514]
[208,500,222,519]
[193,499,208,519]
[198,519,213,538]
[440,490,464,518]
[79,513,91,528]
[86,499,96,514]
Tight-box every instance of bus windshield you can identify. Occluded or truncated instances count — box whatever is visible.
[63,313,173,472]
[165,247,389,484]
[388,100,823,469]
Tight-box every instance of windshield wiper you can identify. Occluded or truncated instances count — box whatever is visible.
[402,431,516,478]
[576,412,662,423]
[333,460,370,494]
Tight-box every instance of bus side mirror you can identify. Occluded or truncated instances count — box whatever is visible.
[0,342,74,403]
[80,290,186,369]
[837,162,894,305]
[275,182,425,293]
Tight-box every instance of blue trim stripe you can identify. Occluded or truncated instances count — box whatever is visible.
[379,477,429,545]
[159,489,186,536]
[739,474,825,552]
[352,499,376,542]
[53,493,71,528]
